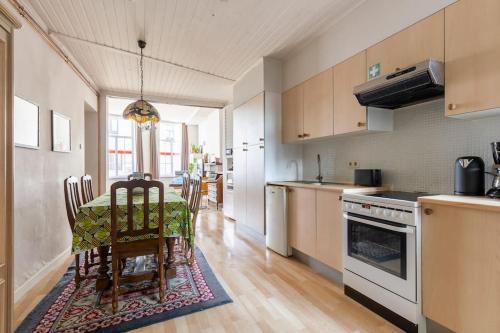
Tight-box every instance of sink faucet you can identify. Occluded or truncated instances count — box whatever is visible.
[316,154,323,183]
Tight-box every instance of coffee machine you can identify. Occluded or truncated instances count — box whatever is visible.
[487,142,500,199]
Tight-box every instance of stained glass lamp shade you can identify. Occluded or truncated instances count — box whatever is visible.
[123,99,159,130]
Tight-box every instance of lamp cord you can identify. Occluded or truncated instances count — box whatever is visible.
[140,46,144,101]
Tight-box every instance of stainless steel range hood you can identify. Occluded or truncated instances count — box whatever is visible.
[353,59,444,109]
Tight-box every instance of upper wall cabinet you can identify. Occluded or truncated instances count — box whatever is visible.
[445,0,500,118]
[282,85,303,144]
[367,10,444,78]
[333,51,368,135]
[282,69,334,143]
[302,68,334,140]
[333,51,394,135]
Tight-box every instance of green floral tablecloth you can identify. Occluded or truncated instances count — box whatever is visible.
[72,187,191,254]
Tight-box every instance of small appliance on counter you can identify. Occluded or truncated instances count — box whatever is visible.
[487,142,500,199]
[354,169,382,187]
[454,156,485,196]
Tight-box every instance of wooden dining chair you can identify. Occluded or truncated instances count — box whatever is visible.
[185,175,202,263]
[181,172,190,200]
[64,176,95,286]
[110,179,165,314]
[127,173,153,180]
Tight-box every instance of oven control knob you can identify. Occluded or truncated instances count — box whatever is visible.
[400,212,407,220]
[391,211,398,218]
[375,208,382,215]
[383,210,391,217]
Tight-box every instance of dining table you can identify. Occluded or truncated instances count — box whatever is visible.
[71,186,191,291]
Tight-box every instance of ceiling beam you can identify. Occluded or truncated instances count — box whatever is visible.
[49,31,236,83]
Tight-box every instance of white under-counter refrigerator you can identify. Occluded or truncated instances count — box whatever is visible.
[265,185,292,257]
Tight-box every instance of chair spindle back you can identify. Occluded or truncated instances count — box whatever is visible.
[110,179,164,243]
[189,176,202,235]
[81,174,95,204]
[181,172,190,200]
[64,176,82,231]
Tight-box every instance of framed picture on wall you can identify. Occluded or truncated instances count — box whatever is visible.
[51,111,71,152]
[14,96,39,149]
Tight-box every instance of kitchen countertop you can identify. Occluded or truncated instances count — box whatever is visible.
[418,195,500,213]
[267,181,385,193]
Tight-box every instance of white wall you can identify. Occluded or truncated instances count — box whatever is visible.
[12,9,98,293]
[198,111,221,157]
[282,0,456,90]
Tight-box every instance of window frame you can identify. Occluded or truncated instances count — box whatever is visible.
[108,114,135,179]
[158,121,182,178]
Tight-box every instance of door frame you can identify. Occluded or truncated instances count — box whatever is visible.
[0,5,20,333]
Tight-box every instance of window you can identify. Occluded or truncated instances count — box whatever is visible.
[108,114,134,178]
[159,122,182,177]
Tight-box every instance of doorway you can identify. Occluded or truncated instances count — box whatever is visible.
[84,103,99,195]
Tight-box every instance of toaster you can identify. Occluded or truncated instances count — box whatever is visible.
[354,169,382,187]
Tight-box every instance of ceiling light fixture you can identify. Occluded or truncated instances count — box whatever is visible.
[122,40,160,130]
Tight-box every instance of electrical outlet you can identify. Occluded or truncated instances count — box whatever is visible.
[348,161,359,169]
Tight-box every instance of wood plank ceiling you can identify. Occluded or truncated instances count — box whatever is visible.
[26,0,364,105]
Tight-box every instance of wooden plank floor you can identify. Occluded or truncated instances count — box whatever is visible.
[15,205,401,332]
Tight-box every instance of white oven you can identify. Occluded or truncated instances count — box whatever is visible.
[343,211,416,302]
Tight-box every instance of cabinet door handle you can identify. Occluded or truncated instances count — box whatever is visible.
[297,134,303,138]
[303,133,310,138]
[424,208,433,216]
[243,148,248,152]
[395,67,401,71]
[259,145,264,149]
[338,195,342,201]
[259,138,264,141]
[448,104,457,111]
[242,142,248,145]
[357,122,366,128]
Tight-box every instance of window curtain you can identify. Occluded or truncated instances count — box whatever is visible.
[135,125,144,172]
[181,123,189,172]
[149,124,159,179]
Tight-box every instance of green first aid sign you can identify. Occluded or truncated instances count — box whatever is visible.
[368,63,380,80]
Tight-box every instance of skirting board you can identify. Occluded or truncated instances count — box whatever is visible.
[14,246,71,303]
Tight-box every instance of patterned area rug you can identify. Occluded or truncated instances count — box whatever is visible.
[17,246,232,333]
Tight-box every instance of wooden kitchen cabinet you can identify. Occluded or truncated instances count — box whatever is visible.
[282,84,304,143]
[367,10,444,78]
[288,187,316,257]
[315,190,343,271]
[333,51,367,135]
[421,203,500,332]
[444,0,500,117]
[303,68,334,139]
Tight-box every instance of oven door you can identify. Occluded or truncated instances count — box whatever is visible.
[343,213,416,302]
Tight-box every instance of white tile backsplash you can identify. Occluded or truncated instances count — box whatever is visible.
[303,100,500,194]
